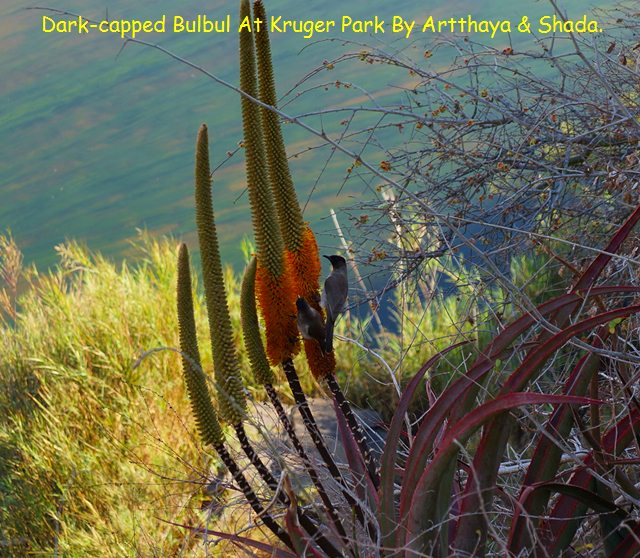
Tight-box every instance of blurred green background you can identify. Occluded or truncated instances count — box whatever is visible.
[1,0,590,269]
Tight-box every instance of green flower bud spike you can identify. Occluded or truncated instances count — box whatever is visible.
[177,243,293,550]
[240,256,274,386]
[239,0,299,364]
[176,243,224,447]
[239,0,285,279]
[194,123,246,425]
[253,0,305,253]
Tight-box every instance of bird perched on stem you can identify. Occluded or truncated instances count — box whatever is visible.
[296,297,326,355]
[321,255,348,353]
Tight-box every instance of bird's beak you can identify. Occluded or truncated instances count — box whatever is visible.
[322,255,331,261]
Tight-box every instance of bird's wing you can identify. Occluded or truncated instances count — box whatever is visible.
[324,275,348,319]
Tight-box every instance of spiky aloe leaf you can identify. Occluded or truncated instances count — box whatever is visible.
[526,482,628,519]
[517,482,631,555]
[282,476,327,558]
[253,0,305,253]
[606,523,640,558]
[176,243,224,447]
[240,256,274,385]
[454,303,640,554]
[396,287,627,544]
[541,407,640,556]
[572,204,640,292]
[507,324,610,553]
[379,342,467,552]
[239,0,298,364]
[502,305,640,395]
[194,124,246,425]
[403,393,601,556]
[543,205,640,336]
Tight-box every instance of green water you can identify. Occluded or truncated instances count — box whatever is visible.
[1,0,596,269]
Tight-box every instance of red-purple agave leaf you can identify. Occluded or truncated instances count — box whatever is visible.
[541,407,640,556]
[403,393,601,556]
[333,398,379,510]
[401,297,639,548]
[519,481,627,517]
[379,342,467,551]
[502,305,640,395]
[508,324,610,553]
[547,206,640,349]
[398,293,582,518]
[283,479,328,558]
[514,481,630,557]
[455,304,640,554]
[606,522,640,558]
[572,205,640,292]
[396,288,635,550]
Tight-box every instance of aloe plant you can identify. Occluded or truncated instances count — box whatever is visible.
[180,202,640,555]
[170,1,640,555]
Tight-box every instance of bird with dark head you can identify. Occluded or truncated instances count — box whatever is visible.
[322,255,348,353]
[296,297,326,356]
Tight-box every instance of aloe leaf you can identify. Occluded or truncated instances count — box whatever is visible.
[399,294,578,515]
[606,522,640,558]
[507,328,609,553]
[454,304,640,553]
[595,479,628,556]
[545,207,640,342]
[541,407,640,556]
[397,287,630,547]
[501,305,640,395]
[571,205,640,291]
[284,495,327,558]
[525,482,627,517]
[403,393,601,556]
[379,342,467,552]
[526,482,630,556]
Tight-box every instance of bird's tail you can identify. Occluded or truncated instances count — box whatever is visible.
[324,318,335,353]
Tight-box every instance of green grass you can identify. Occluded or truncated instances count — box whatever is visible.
[0,234,219,556]
[0,231,351,556]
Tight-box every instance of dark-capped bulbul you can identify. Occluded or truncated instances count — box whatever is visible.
[322,255,348,353]
[296,297,326,355]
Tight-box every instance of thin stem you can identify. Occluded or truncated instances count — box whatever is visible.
[235,422,279,491]
[282,359,370,530]
[326,373,381,491]
[233,423,343,557]
[264,382,351,546]
[214,443,292,549]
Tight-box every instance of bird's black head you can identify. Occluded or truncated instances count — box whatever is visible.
[323,254,346,268]
[296,297,308,310]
